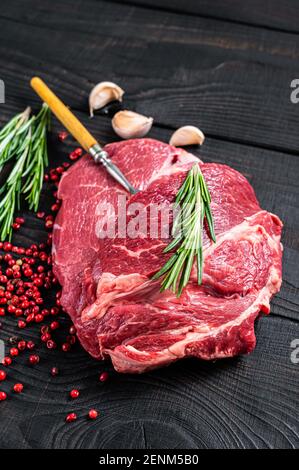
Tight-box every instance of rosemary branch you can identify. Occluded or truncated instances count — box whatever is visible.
[152,163,216,297]
[0,127,33,240]
[0,104,51,240]
[0,107,31,172]
[22,104,50,211]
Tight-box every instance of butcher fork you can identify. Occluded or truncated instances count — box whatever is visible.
[30,77,138,195]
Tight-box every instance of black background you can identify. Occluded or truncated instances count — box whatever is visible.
[0,0,298,449]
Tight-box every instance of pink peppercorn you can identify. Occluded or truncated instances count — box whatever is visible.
[99,372,109,382]
[13,383,24,393]
[28,354,40,365]
[70,389,80,399]
[0,371,6,381]
[66,413,77,423]
[0,391,7,401]
[88,409,98,420]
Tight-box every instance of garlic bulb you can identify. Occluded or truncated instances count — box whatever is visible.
[89,81,124,117]
[169,126,205,147]
[112,110,153,139]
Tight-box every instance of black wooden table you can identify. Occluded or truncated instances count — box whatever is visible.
[0,0,298,449]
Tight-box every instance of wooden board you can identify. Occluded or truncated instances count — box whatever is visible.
[0,0,298,449]
[2,0,299,152]
[123,0,299,33]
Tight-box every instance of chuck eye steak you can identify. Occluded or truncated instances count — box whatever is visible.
[52,139,283,373]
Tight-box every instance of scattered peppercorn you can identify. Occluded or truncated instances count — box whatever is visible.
[51,367,59,377]
[99,372,109,383]
[10,347,19,357]
[18,340,26,351]
[69,325,76,335]
[50,321,59,330]
[88,409,98,420]
[62,343,71,352]
[13,383,24,393]
[0,371,6,381]
[28,354,40,365]
[18,320,26,329]
[46,340,56,349]
[2,357,12,366]
[69,148,83,161]
[70,389,80,399]
[58,131,68,142]
[66,412,77,423]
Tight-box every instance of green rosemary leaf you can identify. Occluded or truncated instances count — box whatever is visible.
[175,172,192,203]
[199,174,211,204]
[163,233,183,253]
[151,252,179,280]
[177,250,195,297]
[204,204,216,243]
[197,246,203,284]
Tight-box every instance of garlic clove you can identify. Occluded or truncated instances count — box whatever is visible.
[89,81,124,117]
[169,126,205,147]
[112,110,153,139]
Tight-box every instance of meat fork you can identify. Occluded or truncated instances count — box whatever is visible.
[31,77,138,195]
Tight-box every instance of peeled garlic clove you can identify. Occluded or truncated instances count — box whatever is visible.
[169,126,205,147]
[112,110,153,139]
[89,81,124,117]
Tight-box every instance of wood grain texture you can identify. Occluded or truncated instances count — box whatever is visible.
[1,0,299,152]
[120,0,299,33]
[0,0,298,450]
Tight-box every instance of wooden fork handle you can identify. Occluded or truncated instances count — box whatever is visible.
[31,77,97,152]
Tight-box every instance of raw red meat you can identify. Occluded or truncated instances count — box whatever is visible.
[53,139,283,373]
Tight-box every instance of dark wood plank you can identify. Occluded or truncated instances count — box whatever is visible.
[1,0,299,153]
[2,0,299,71]
[123,0,299,33]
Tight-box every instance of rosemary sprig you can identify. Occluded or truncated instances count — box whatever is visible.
[22,104,50,211]
[0,104,50,240]
[152,163,216,297]
[0,107,31,172]
[0,127,33,240]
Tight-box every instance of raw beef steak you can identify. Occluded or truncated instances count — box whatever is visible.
[53,139,283,373]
